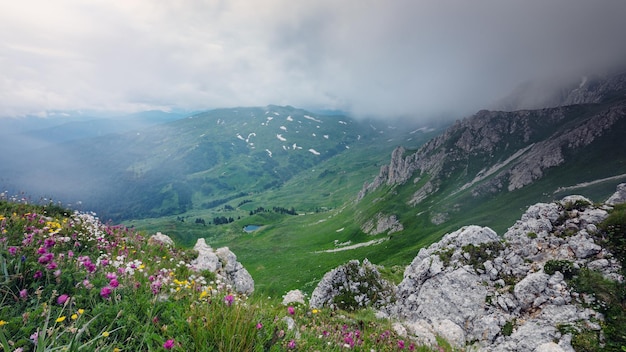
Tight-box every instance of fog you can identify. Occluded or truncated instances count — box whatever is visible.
[2,0,626,121]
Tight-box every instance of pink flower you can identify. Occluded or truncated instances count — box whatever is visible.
[8,246,17,256]
[57,294,69,305]
[163,339,175,350]
[106,272,117,280]
[19,289,28,299]
[256,323,263,329]
[38,252,54,264]
[33,270,43,279]
[224,294,234,306]
[287,339,296,349]
[397,340,405,349]
[288,306,295,315]
[100,286,112,299]
[109,279,119,288]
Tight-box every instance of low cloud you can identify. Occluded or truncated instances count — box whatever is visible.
[1,0,626,120]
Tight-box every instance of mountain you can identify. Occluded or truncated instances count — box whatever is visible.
[0,105,439,221]
[358,71,626,230]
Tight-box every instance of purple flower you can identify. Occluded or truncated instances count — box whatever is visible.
[256,322,263,329]
[46,262,58,270]
[106,272,117,280]
[38,252,54,264]
[163,339,175,350]
[109,279,119,288]
[8,246,17,256]
[57,294,69,305]
[19,289,28,299]
[287,339,296,349]
[288,306,295,315]
[397,340,405,349]
[224,294,234,306]
[33,270,43,279]
[100,286,112,299]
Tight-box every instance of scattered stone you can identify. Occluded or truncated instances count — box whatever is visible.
[282,289,306,306]
[190,239,254,295]
[148,232,174,247]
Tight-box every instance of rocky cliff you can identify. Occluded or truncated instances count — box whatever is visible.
[315,184,626,351]
[358,72,626,206]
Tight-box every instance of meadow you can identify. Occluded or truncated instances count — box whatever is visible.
[0,200,455,351]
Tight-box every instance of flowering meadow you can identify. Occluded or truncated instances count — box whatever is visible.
[0,200,452,351]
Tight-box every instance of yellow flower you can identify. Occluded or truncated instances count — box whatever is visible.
[312,309,319,314]
[78,309,85,315]
[0,320,7,326]
[199,290,208,299]
[102,331,110,337]
[56,316,66,323]
[113,348,121,352]
[71,314,78,320]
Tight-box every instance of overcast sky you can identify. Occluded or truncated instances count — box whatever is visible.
[2,0,626,120]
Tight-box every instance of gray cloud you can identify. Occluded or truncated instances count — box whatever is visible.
[1,0,626,120]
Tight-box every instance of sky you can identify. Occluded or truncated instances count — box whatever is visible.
[2,0,626,120]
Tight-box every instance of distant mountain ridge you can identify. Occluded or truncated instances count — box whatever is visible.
[358,71,626,227]
[0,105,434,221]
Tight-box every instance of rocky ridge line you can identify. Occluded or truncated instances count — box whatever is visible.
[315,184,626,351]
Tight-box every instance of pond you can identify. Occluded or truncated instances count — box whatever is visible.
[243,224,262,233]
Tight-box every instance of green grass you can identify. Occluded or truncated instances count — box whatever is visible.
[1,200,455,351]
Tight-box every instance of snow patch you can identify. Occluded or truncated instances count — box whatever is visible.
[265,149,272,158]
[286,115,293,121]
[312,133,316,137]
[276,134,287,142]
[308,149,321,155]
[304,115,322,123]
[323,135,329,139]
[280,126,287,131]
[315,238,387,253]
[338,121,347,125]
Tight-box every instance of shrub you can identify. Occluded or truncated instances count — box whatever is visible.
[543,260,578,279]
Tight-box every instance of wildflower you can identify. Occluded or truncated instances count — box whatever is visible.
[78,309,85,315]
[19,289,28,299]
[344,335,354,348]
[33,271,43,279]
[46,262,58,270]
[287,339,296,349]
[397,340,405,349]
[102,331,110,337]
[163,339,175,350]
[100,286,112,299]
[71,314,78,320]
[109,279,120,288]
[7,246,17,256]
[256,322,263,329]
[224,294,234,306]
[288,306,295,315]
[311,309,319,314]
[0,320,7,327]
[56,316,66,323]
[57,294,69,305]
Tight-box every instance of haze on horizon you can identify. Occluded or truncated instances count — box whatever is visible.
[2,0,626,121]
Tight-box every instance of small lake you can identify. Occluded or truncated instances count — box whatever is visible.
[243,224,262,233]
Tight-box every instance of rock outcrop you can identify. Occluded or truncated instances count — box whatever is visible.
[318,185,625,351]
[310,259,395,311]
[360,213,404,235]
[387,193,623,351]
[191,238,254,295]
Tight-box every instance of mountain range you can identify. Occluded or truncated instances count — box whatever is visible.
[1,72,625,294]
